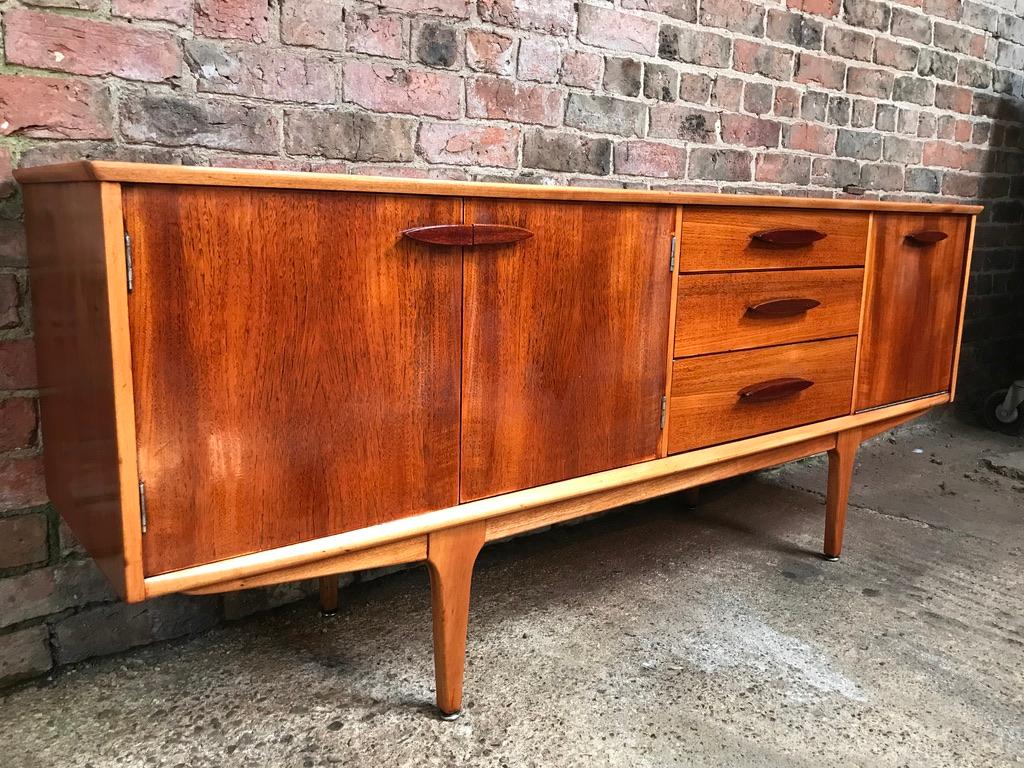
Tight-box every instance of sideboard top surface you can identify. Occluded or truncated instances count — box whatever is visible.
[15,161,983,215]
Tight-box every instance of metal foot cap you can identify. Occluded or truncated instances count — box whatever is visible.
[822,554,840,562]
[439,709,463,721]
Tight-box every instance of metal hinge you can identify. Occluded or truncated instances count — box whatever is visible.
[124,232,134,293]
[138,481,148,534]
[668,234,677,273]
[660,395,667,430]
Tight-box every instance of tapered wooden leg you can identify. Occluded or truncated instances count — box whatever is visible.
[426,522,486,719]
[681,486,700,508]
[824,430,860,560]
[319,576,339,615]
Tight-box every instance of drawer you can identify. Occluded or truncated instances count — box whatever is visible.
[680,207,869,271]
[667,337,857,454]
[674,268,864,357]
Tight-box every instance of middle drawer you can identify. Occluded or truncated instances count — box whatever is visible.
[674,268,864,357]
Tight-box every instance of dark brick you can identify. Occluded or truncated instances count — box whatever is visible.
[284,109,415,161]
[565,94,643,137]
[644,63,679,102]
[836,128,881,160]
[875,103,897,131]
[688,148,752,181]
[874,38,918,70]
[0,513,47,569]
[604,58,642,97]
[957,58,993,89]
[0,625,51,687]
[766,10,823,49]
[659,25,731,68]
[522,129,611,174]
[893,75,935,106]
[700,0,764,35]
[891,8,932,44]
[861,164,904,191]
[415,22,459,68]
[743,82,774,115]
[649,104,718,143]
[883,135,923,164]
[828,95,851,126]
[844,0,890,30]
[801,90,829,121]
[678,72,712,104]
[621,0,696,22]
[824,26,874,62]
[850,99,874,128]
[811,157,861,188]
[917,49,957,81]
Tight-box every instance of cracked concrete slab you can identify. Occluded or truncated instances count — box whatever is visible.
[2,413,1022,767]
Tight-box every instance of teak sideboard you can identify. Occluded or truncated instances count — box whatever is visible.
[16,162,980,718]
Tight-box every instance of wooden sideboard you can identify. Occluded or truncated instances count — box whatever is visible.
[16,162,979,718]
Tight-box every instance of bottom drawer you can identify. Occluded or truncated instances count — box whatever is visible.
[667,337,857,454]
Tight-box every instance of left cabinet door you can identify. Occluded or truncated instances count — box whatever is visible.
[124,186,463,575]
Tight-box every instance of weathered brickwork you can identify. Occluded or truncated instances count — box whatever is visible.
[1,0,1022,687]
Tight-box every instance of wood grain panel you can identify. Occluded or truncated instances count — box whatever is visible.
[855,213,970,410]
[675,268,863,356]
[23,182,145,601]
[460,200,675,501]
[668,337,857,453]
[124,186,463,575]
[681,207,869,271]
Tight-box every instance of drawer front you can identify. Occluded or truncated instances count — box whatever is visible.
[681,207,869,271]
[668,337,857,454]
[674,268,864,357]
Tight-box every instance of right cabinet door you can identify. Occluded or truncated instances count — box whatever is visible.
[856,213,970,411]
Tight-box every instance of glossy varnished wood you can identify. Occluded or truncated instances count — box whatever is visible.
[668,337,857,453]
[23,182,145,602]
[459,199,675,501]
[16,161,983,214]
[855,213,970,410]
[824,429,860,559]
[680,207,870,272]
[674,268,863,356]
[124,186,463,575]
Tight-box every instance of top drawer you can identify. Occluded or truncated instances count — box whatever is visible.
[681,207,870,272]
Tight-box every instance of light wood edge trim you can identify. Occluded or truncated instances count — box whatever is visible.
[488,433,837,542]
[183,537,426,595]
[850,212,877,412]
[658,206,683,458]
[101,182,146,603]
[14,162,984,214]
[948,214,977,402]
[143,392,948,599]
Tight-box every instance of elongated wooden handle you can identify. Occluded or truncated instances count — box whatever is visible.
[738,377,814,402]
[905,230,948,245]
[746,297,821,318]
[402,224,533,246]
[751,228,827,246]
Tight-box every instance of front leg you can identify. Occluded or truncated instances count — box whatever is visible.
[426,522,486,719]
[824,429,860,560]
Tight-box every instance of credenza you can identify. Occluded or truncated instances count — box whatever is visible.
[16,162,979,718]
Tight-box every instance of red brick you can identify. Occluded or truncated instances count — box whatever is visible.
[577,4,659,55]
[186,41,336,103]
[346,10,406,59]
[614,141,687,178]
[112,0,191,24]
[417,123,519,167]
[378,0,469,18]
[559,51,602,89]
[466,30,515,75]
[733,40,794,81]
[0,456,47,509]
[0,397,36,451]
[847,67,894,98]
[787,0,839,16]
[954,119,972,143]
[941,172,979,197]
[795,52,846,90]
[774,86,801,117]
[517,37,561,83]
[344,62,460,119]
[722,114,782,148]
[648,104,718,143]
[4,9,181,83]
[280,0,346,50]
[466,77,562,126]
[712,76,743,111]
[0,338,37,390]
[786,123,837,154]
[756,152,812,184]
[478,0,572,34]
[935,84,973,114]
[0,513,48,568]
[922,140,962,168]
[195,0,270,42]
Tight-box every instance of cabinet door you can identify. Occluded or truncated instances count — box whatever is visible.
[856,213,969,410]
[125,186,462,575]
[461,200,675,502]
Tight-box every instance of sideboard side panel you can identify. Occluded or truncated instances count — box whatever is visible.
[23,182,145,601]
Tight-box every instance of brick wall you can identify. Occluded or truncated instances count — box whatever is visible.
[1,0,1022,688]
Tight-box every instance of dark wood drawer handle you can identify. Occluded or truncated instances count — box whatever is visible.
[905,230,948,245]
[738,377,814,402]
[402,224,533,246]
[751,228,827,246]
[746,297,821,318]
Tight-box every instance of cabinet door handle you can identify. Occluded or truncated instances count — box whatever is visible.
[751,228,827,246]
[738,377,814,402]
[746,297,821,318]
[905,230,948,245]
[401,224,533,246]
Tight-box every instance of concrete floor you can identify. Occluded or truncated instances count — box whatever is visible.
[3,414,1022,768]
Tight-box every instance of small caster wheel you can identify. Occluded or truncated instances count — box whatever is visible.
[439,709,462,721]
[982,389,1024,435]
